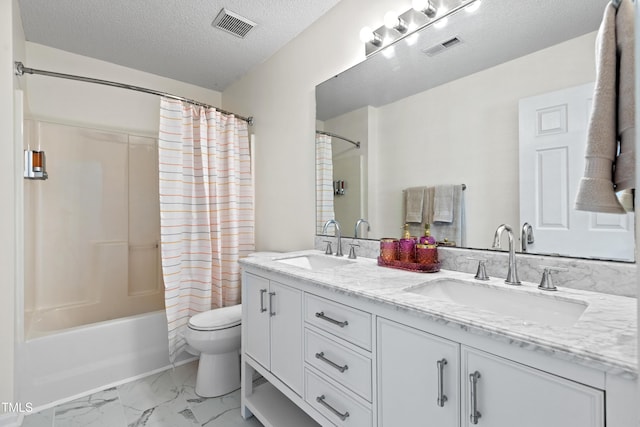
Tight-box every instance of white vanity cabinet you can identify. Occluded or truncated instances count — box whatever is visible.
[240,257,636,427]
[461,346,605,427]
[243,272,303,395]
[377,318,460,427]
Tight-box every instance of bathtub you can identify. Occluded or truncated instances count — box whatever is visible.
[18,310,191,408]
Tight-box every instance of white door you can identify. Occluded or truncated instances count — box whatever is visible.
[378,318,459,427]
[461,346,604,427]
[519,83,634,261]
[243,273,270,369]
[269,281,303,396]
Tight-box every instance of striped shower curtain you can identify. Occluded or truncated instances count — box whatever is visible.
[158,98,254,361]
[316,133,335,234]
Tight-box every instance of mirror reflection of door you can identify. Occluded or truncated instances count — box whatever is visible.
[518,83,634,261]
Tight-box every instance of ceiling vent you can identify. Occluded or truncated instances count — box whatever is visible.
[212,8,256,38]
[421,37,463,56]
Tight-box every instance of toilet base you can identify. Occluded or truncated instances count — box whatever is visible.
[195,350,240,398]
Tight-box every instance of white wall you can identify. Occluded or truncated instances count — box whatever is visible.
[24,43,222,136]
[222,0,401,251]
[0,0,25,415]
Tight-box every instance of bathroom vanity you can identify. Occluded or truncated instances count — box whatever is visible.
[239,251,637,427]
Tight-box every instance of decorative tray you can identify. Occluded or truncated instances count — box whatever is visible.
[377,257,441,273]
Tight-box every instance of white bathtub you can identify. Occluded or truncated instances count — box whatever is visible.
[18,310,190,408]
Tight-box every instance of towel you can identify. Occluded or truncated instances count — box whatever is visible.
[403,187,434,237]
[431,184,465,246]
[575,0,634,214]
[614,0,635,210]
[405,187,425,223]
[433,185,454,223]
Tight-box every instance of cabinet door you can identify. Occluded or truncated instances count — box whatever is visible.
[462,347,604,427]
[378,318,459,427]
[243,273,270,369]
[270,281,303,395]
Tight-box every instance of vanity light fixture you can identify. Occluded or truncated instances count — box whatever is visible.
[384,11,408,33]
[412,0,438,18]
[360,0,479,57]
[359,26,383,46]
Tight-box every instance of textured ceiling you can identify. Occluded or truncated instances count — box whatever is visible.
[18,0,342,91]
[317,0,610,121]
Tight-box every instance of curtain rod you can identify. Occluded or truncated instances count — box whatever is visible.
[316,130,360,148]
[14,61,254,126]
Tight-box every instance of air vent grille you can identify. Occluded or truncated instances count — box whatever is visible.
[212,9,256,38]
[421,37,463,56]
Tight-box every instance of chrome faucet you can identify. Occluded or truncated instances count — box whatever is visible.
[492,224,521,285]
[322,219,343,257]
[521,222,534,252]
[354,218,370,239]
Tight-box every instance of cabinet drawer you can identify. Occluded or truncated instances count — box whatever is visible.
[304,328,372,401]
[305,294,372,350]
[305,369,372,427]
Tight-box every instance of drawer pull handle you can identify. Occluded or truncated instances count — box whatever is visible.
[259,289,267,313]
[316,394,350,421]
[469,371,482,425]
[315,352,349,373]
[269,292,276,317]
[315,311,349,328]
[436,358,448,407]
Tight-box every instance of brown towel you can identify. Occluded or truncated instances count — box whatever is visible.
[574,1,633,214]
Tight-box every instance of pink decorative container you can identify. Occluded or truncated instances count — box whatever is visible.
[380,238,399,263]
[416,244,438,265]
[399,238,416,263]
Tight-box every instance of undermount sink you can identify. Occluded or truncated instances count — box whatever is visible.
[276,254,353,271]
[406,278,588,327]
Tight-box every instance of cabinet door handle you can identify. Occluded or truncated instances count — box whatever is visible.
[316,394,350,421]
[315,311,349,328]
[259,289,267,313]
[268,292,276,317]
[436,358,448,407]
[315,352,349,373]
[469,371,482,424]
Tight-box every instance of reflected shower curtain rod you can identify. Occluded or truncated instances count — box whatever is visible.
[14,61,254,125]
[316,130,361,148]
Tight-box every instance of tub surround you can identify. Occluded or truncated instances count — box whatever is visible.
[315,236,637,297]
[243,250,636,378]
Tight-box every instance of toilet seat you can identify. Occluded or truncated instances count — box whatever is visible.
[188,304,242,331]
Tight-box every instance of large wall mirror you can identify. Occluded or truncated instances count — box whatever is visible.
[315,0,635,262]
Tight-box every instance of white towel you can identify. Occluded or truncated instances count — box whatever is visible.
[405,187,425,223]
[431,185,465,246]
[433,185,454,223]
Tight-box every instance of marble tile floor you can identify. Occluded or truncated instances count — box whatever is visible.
[22,361,264,427]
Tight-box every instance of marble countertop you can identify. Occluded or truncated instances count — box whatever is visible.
[240,250,637,378]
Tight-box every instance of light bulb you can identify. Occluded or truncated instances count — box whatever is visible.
[412,0,437,18]
[359,26,374,43]
[384,11,399,29]
[359,26,382,46]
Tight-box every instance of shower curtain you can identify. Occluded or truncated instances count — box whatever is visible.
[158,98,254,361]
[316,133,335,233]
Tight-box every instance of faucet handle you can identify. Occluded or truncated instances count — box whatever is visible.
[466,257,489,281]
[538,265,568,291]
[323,240,333,255]
[348,243,360,259]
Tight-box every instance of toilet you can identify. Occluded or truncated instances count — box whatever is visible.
[185,304,242,397]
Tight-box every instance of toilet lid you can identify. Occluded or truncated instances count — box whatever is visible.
[188,304,242,331]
